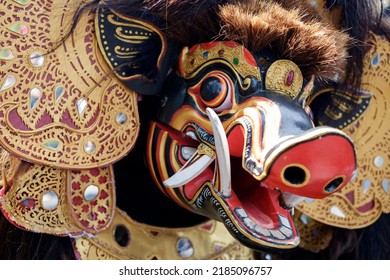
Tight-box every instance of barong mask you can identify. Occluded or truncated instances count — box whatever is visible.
[147,41,357,250]
[0,0,359,256]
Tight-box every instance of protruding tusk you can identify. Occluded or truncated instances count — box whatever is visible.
[206,108,232,197]
[281,192,307,208]
[163,150,215,188]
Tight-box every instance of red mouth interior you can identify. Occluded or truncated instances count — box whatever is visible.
[230,157,286,229]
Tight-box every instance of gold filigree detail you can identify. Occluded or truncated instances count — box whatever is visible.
[0,156,116,235]
[297,35,390,229]
[265,59,303,99]
[180,42,261,80]
[0,0,140,169]
[198,143,215,158]
[0,162,81,235]
[74,209,255,260]
[294,210,333,252]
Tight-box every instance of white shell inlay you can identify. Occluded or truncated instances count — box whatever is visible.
[54,86,64,101]
[363,179,371,193]
[0,75,16,91]
[115,113,127,125]
[30,88,42,109]
[330,206,346,218]
[77,99,88,115]
[177,237,194,258]
[383,180,389,193]
[84,185,99,201]
[41,191,59,210]
[374,156,385,168]
[30,52,44,67]
[84,141,96,154]
[43,140,60,150]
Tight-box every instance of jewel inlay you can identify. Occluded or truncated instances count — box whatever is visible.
[0,75,16,92]
[29,88,42,109]
[7,23,29,36]
[0,47,14,61]
[43,140,60,150]
[77,99,88,115]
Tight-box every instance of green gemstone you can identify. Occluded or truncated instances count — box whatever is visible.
[233,58,239,65]
[43,140,60,150]
[0,48,14,61]
[13,0,29,5]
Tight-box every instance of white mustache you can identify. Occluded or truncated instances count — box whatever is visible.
[163,108,232,197]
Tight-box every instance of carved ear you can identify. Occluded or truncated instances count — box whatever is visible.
[307,84,372,129]
[96,6,177,96]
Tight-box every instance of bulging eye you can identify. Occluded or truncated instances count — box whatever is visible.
[199,74,232,112]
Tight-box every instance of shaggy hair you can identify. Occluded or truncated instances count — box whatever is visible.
[217,0,350,80]
[107,0,350,80]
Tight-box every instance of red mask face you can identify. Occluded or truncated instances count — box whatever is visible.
[147,41,356,250]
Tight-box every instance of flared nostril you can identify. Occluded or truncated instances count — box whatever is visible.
[283,166,307,186]
[324,177,344,193]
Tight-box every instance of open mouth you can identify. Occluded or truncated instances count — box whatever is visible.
[161,108,300,249]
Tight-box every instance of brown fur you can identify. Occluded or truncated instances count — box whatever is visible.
[122,0,350,81]
[217,0,350,80]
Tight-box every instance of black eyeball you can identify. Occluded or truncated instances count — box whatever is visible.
[200,76,228,108]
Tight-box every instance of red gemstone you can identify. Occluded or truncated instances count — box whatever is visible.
[218,49,225,56]
[285,70,295,86]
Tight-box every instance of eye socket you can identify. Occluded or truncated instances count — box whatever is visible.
[199,75,232,112]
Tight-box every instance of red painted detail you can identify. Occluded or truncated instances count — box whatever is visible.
[72,182,81,190]
[99,189,108,199]
[201,41,220,49]
[227,125,245,157]
[82,205,89,213]
[262,134,356,199]
[60,110,78,129]
[183,167,214,200]
[345,191,355,204]
[98,206,107,213]
[154,121,198,147]
[35,111,53,128]
[223,41,241,48]
[80,174,90,183]
[243,47,258,67]
[202,222,213,231]
[20,198,36,208]
[357,200,375,212]
[285,70,295,86]
[187,44,199,55]
[98,176,107,184]
[8,108,30,131]
[89,168,100,177]
[72,196,83,206]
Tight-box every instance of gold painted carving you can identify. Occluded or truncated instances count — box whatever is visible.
[265,59,303,99]
[0,0,140,169]
[74,209,255,260]
[296,35,390,228]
